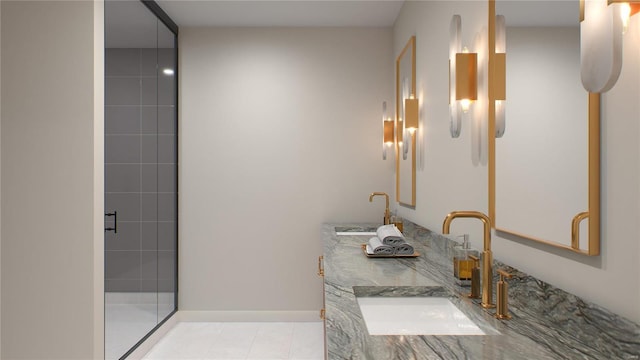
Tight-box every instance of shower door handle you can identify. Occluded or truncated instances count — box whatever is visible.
[105,211,117,234]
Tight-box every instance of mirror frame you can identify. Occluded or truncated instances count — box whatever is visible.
[396,36,417,207]
[487,0,600,256]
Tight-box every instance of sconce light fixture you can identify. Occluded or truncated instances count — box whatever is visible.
[382,101,394,160]
[399,75,419,160]
[403,95,419,159]
[449,15,478,138]
[404,96,419,133]
[456,48,478,113]
[580,0,639,92]
[494,15,506,138]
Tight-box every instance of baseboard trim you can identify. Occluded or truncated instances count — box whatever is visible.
[179,310,320,322]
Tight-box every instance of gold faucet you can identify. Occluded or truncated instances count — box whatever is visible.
[442,211,495,309]
[496,269,513,319]
[369,192,390,225]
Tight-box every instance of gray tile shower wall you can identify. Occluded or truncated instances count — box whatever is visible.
[105,48,176,293]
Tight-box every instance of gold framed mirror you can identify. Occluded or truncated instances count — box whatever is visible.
[488,0,600,255]
[396,36,417,207]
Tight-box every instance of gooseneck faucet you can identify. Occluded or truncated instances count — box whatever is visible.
[369,192,391,225]
[442,211,495,309]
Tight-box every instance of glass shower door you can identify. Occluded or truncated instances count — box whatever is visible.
[104,1,177,358]
[155,20,177,323]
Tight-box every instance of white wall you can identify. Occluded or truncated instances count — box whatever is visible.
[92,2,105,357]
[0,1,3,354]
[179,27,393,314]
[394,0,489,248]
[394,1,640,323]
[1,1,104,358]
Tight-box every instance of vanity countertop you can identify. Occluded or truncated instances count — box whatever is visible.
[322,222,640,360]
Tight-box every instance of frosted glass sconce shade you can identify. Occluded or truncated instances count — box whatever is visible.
[449,15,462,138]
[579,0,639,92]
[455,52,477,113]
[580,0,623,92]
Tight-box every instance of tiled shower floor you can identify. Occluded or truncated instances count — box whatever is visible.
[105,292,175,360]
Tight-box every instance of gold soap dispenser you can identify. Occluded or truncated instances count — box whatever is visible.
[452,235,478,287]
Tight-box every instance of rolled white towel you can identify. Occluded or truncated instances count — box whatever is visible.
[376,224,405,245]
[394,243,414,255]
[367,236,395,255]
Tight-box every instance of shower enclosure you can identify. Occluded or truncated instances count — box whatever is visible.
[104,1,178,358]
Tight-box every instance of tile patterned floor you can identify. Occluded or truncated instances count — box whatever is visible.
[142,322,325,360]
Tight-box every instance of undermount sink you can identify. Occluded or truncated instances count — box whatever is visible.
[356,296,486,336]
[335,226,378,236]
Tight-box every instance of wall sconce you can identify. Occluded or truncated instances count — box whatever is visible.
[404,97,419,134]
[456,48,477,113]
[399,76,418,160]
[403,96,419,159]
[449,15,478,138]
[580,0,639,92]
[494,15,506,138]
[382,101,394,160]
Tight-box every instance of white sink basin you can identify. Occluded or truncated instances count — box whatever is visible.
[356,297,485,336]
[335,226,378,236]
[336,231,377,236]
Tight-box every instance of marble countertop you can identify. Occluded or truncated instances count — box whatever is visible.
[322,221,640,360]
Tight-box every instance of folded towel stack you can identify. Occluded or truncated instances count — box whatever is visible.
[393,243,414,255]
[366,237,395,255]
[366,224,414,255]
[376,224,406,245]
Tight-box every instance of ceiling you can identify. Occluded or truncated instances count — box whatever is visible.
[106,0,176,48]
[155,0,405,27]
[107,0,579,48]
[497,1,580,27]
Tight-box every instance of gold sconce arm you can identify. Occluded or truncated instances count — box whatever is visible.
[571,212,589,250]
